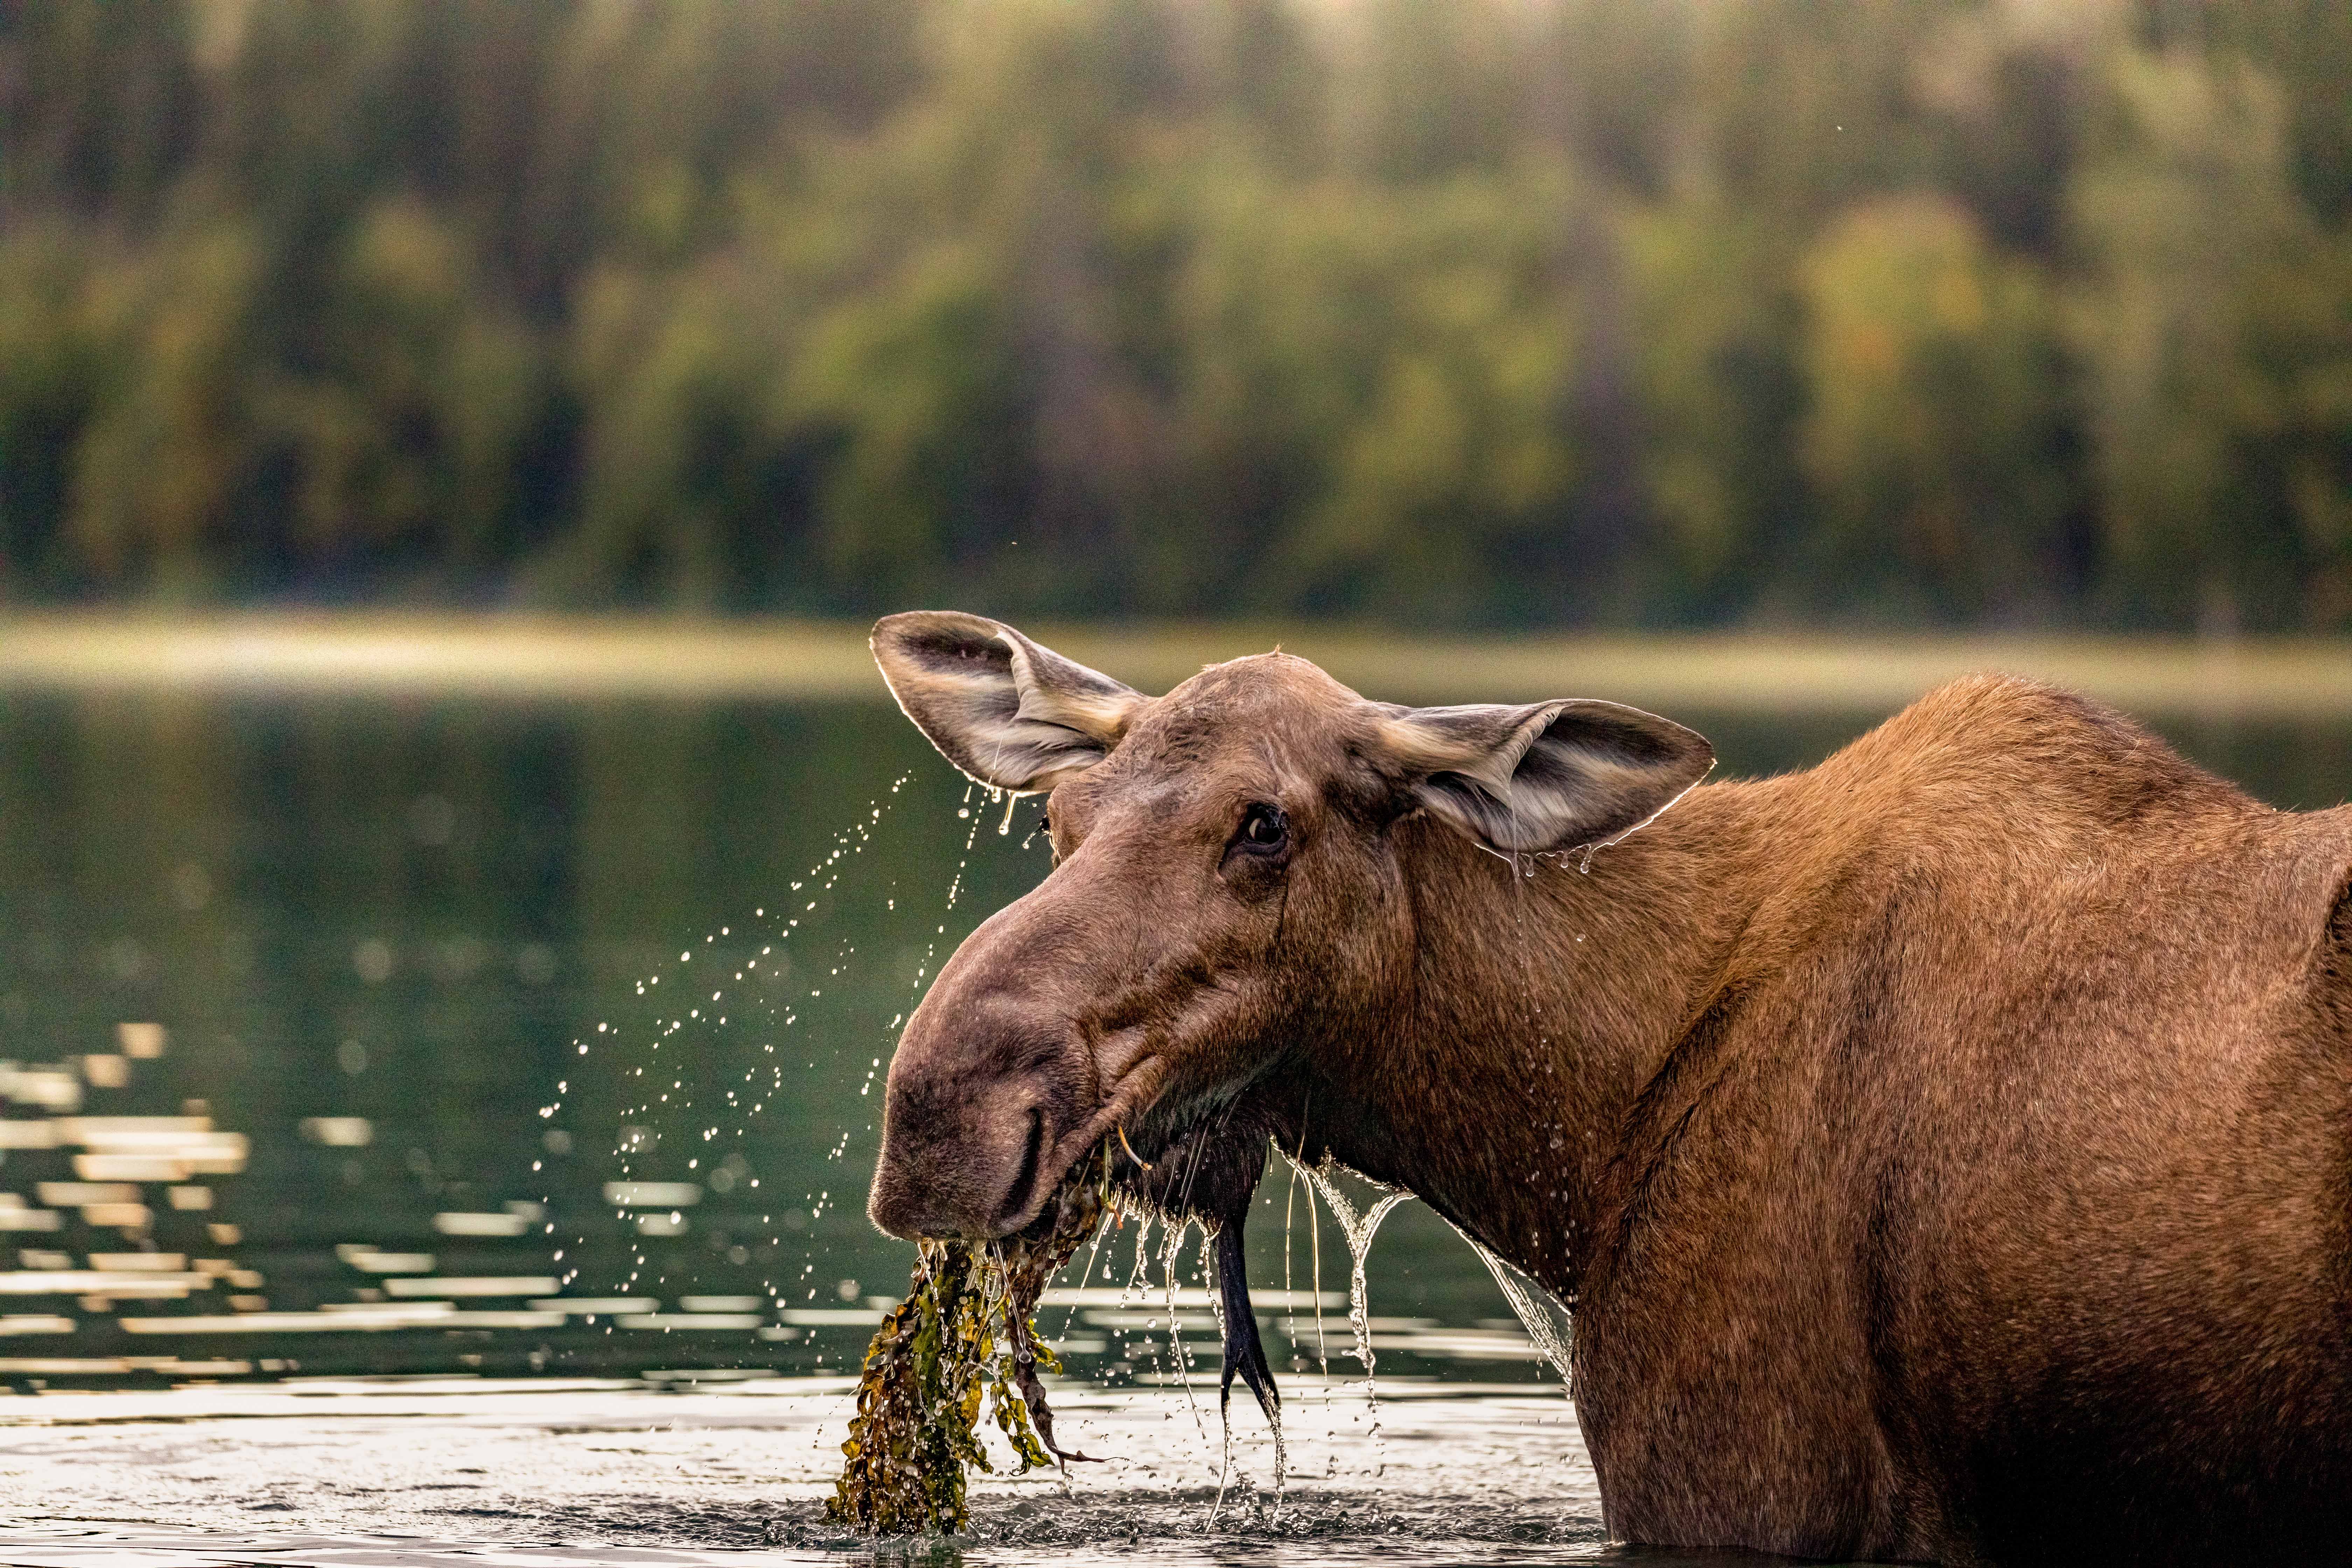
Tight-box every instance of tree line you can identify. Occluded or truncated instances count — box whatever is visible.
[2,0,2348,631]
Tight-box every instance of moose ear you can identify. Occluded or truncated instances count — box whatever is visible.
[872,611,1149,792]
[1376,699,1714,854]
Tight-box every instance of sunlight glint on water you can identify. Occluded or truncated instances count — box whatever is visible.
[1,692,2340,1559]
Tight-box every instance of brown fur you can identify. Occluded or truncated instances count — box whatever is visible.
[868,627,2352,1564]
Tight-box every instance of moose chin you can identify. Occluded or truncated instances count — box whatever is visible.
[862,609,2352,1566]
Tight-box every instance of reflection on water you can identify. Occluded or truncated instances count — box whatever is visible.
[0,690,2343,1398]
[0,696,1038,1384]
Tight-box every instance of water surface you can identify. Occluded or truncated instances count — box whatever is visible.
[0,1378,1628,1567]
[0,680,2342,1561]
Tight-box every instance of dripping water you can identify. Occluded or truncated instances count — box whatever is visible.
[1205,1216,1284,1526]
[1289,1154,1410,1468]
[1160,1217,1209,1442]
[543,779,913,1315]
[1456,1225,1575,1388]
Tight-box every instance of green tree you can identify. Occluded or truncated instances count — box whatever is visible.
[267,200,543,591]
[0,0,200,223]
[1691,0,1954,230]
[66,220,267,598]
[1795,196,2070,622]
[0,225,108,598]
[1617,198,1807,622]
[1,0,2347,632]
[1174,166,1586,622]
[2175,0,2352,229]
[1329,0,1527,184]
[2066,49,2336,629]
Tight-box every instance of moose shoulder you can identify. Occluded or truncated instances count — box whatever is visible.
[863,611,2352,1566]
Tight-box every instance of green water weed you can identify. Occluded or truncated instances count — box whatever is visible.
[826,1141,1113,1535]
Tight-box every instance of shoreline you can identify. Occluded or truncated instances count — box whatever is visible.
[0,611,2346,718]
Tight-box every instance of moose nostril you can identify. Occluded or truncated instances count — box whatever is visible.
[997,1106,1046,1226]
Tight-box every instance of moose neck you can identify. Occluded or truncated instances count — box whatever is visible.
[1305,782,1767,1305]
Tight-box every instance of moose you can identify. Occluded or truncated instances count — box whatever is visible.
[863,610,2352,1564]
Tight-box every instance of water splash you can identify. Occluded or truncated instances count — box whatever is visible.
[540,782,913,1303]
[1291,1160,1408,1379]
[1304,1156,1328,1371]
[1053,1196,1118,1342]
[1202,1225,1239,1519]
[1205,1220,1284,1526]
[1159,1217,1208,1442]
[1458,1226,1574,1389]
[1288,1155,1408,1470]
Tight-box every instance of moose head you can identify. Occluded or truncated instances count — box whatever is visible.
[863,611,1714,1245]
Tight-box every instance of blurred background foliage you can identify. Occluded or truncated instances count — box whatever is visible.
[1,0,2348,631]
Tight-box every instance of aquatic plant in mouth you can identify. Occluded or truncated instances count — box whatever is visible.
[826,1141,1114,1535]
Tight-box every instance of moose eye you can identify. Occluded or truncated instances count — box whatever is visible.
[1237,803,1288,851]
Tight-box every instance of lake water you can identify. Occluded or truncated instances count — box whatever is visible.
[0,672,2344,1563]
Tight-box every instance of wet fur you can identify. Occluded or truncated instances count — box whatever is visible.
[871,641,2352,1565]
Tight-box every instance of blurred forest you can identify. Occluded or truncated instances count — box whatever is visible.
[2,0,2348,631]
